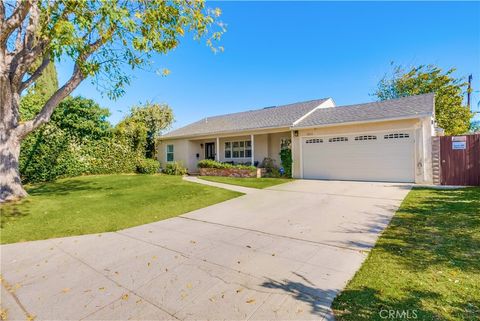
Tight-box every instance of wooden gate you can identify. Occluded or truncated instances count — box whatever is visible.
[440,134,480,186]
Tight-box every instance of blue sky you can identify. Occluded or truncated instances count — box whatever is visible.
[57,1,480,129]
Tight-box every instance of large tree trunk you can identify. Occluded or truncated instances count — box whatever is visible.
[0,71,27,202]
[0,130,27,202]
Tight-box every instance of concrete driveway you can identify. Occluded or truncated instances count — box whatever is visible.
[1,179,411,321]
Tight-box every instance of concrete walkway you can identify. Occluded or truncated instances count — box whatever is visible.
[1,180,411,321]
[183,176,258,194]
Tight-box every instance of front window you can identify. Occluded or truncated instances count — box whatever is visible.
[225,140,251,159]
[166,144,174,162]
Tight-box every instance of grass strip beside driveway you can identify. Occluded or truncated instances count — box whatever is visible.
[0,174,242,244]
[332,187,480,321]
[198,176,292,189]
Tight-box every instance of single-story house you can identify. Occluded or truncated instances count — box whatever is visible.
[158,93,435,184]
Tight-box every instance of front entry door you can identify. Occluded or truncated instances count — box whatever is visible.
[205,142,215,160]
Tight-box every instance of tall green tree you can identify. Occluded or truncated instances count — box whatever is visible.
[374,64,472,135]
[115,103,173,159]
[0,0,224,202]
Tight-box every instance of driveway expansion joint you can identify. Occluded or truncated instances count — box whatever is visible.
[179,216,367,253]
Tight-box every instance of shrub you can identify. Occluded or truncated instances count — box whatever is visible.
[163,162,187,175]
[136,158,159,174]
[197,159,255,170]
[279,148,293,178]
[259,157,281,178]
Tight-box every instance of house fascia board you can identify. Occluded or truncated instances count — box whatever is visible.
[159,126,292,141]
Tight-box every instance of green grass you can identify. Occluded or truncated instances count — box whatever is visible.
[198,176,293,189]
[0,174,241,244]
[332,187,480,321]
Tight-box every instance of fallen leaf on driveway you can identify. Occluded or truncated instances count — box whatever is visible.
[62,288,70,293]
[121,293,129,301]
[236,288,243,293]
[246,299,255,304]
[190,240,196,244]
[0,308,8,320]
[186,283,192,289]
[98,287,105,291]
[246,245,251,248]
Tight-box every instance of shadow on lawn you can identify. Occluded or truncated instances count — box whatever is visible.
[334,287,480,321]
[0,179,106,228]
[374,187,480,273]
[27,178,106,196]
[333,287,446,321]
[340,187,480,273]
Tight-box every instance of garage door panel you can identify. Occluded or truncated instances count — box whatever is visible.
[302,132,415,182]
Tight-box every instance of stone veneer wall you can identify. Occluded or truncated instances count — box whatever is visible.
[199,168,263,178]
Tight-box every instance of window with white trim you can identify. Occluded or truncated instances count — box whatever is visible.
[384,133,410,139]
[225,140,251,159]
[355,135,377,141]
[305,138,323,144]
[328,137,348,142]
[166,144,174,162]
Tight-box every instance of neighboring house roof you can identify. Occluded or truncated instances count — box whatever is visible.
[162,98,330,138]
[293,93,435,129]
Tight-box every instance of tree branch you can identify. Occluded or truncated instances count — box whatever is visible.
[20,55,50,92]
[16,64,84,138]
[0,0,34,46]
[0,1,5,22]
[16,34,112,138]
[10,39,47,89]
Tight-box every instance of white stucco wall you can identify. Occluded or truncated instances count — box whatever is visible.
[158,131,291,172]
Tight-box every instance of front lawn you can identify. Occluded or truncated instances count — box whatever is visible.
[198,176,292,189]
[332,187,480,321]
[0,174,241,244]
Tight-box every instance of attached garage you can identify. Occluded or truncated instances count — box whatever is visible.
[301,131,415,182]
[291,93,436,184]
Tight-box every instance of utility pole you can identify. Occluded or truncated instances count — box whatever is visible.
[467,74,472,109]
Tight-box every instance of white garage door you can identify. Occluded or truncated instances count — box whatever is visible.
[302,131,415,182]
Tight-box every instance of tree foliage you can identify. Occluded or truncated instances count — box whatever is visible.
[1,0,224,201]
[20,96,114,182]
[374,64,473,135]
[129,103,173,158]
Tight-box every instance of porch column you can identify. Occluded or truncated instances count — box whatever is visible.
[216,137,220,161]
[251,134,254,165]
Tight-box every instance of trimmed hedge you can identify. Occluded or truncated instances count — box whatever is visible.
[197,159,256,170]
[136,158,160,174]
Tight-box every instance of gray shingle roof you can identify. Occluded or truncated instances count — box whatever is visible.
[293,93,435,128]
[162,98,329,138]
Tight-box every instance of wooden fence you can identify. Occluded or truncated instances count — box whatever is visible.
[438,134,480,186]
